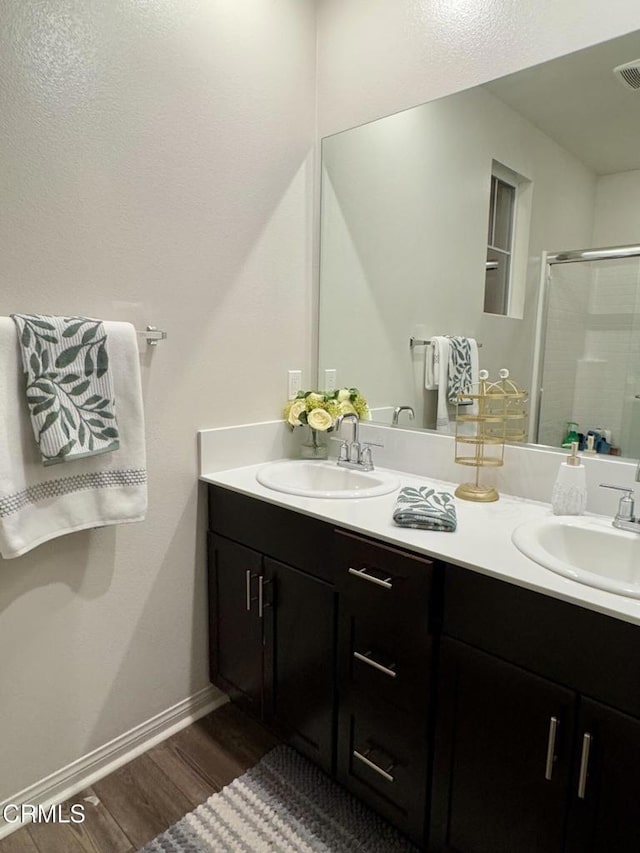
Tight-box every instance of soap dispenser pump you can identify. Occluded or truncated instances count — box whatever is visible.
[551,442,587,515]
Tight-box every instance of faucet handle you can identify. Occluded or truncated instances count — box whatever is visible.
[600,484,635,520]
[360,444,373,467]
[362,440,384,448]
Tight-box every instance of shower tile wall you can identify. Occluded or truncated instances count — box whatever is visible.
[539,258,640,453]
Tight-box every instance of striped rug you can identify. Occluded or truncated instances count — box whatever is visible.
[139,745,418,852]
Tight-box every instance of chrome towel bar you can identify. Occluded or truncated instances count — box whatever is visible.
[410,336,483,349]
[136,326,167,346]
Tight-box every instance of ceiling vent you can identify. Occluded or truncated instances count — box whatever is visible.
[613,59,640,90]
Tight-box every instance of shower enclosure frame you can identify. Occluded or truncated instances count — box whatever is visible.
[530,242,640,447]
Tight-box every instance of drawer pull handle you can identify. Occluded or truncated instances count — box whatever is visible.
[353,749,395,783]
[348,566,393,589]
[544,716,559,781]
[353,651,397,679]
[577,732,592,800]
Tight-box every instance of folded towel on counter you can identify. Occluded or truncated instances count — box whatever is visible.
[393,485,457,532]
[0,317,147,559]
[10,314,120,466]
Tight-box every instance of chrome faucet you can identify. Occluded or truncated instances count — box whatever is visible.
[601,462,640,532]
[392,405,415,426]
[334,412,379,471]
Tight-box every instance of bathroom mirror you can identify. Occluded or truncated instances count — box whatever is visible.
[318,29,640,460]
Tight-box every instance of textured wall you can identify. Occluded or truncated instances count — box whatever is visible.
[317,0,640,137]
[0,0,316,801]
[2,0,640,814]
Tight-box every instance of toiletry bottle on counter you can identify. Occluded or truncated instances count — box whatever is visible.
[551,442,587,515]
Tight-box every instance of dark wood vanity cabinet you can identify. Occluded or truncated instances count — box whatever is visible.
[207,487,336,772]
[431,565,640,853]
[207,486,439,847]
[206,484,640,852]
[334,530,440,844]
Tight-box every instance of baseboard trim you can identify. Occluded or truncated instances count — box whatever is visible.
[0,684,228,839]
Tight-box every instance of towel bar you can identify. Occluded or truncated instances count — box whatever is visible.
[410,336,483,349]
[136,326,167,346]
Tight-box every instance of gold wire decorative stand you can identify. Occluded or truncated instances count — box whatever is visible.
[454,369,528,502]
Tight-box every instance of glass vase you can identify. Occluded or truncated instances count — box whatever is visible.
[300,426,329,460]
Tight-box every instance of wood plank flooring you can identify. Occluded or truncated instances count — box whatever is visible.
[0,702,280,853]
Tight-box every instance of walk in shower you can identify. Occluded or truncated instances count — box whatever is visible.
[534,244,640,459]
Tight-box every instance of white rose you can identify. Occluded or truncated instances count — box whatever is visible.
[307,408,333,431]
[307,392,324,404]
[287,399,307,426]
[337,389,351,402]
[338,401,356,416]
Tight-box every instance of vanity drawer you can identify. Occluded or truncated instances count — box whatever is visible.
[337,698,429,845]
[342,603,433,713]
[336,529,435,614]
[336,529,437,713]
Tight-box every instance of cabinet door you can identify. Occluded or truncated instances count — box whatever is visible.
[208,534,264,716]
[565,697,640,852]
[431,639,574,853]
[263,557,335,773]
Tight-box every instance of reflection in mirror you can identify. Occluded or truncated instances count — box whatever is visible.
[318,29,640,461]
[537,248,640,458]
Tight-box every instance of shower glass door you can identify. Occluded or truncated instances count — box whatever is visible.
[537,252,640,458]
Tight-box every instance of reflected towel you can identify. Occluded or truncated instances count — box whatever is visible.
[424,342,438,390]
[11,314,120,466]
[0,318,147,559]
[447,336,478,403]
[433,336,452,434]
[393,485,457,532]
[452,337,480,436]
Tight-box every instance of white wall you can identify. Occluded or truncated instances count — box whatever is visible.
[317,0,640,138]
[2,0,640,821]
[319,85,596,426]
[0,0,316,804]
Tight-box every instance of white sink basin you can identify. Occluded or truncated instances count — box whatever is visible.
[256,460,399,499]
[512,515,640,598]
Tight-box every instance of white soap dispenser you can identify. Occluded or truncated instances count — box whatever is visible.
[551,442,587,515]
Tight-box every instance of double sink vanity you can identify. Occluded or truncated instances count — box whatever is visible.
[200,425,640,852]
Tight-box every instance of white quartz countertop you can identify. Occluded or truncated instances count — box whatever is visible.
[201,461,640,628]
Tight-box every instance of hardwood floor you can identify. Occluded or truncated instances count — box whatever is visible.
[0,702,280,853]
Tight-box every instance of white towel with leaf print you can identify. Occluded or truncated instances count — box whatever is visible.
[11,314,120,466]
[393,485,457,532]
[0,317,147,559]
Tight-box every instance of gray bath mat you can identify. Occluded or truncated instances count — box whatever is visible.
[139,744,418,852]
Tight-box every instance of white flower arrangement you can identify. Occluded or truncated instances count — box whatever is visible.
[283,387,370,432]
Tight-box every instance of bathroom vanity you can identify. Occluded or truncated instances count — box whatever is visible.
[203,461,640,852]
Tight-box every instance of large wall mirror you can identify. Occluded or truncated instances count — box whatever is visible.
[318,30,640,461]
